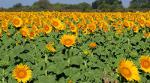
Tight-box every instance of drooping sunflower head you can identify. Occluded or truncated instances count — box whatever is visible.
[132,25,139,33]
[118,59,140,82]
[12,17,23,28]
[12,64,32,83]
[60,34,76,47]
[86,23,96,33]
[68,80,73,83]
[143,32,150,38]
[139,55,150,73]
[89,42,97,48]
[46,42,56,53]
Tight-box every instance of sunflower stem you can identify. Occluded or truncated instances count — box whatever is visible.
[45,54,48,76]
[2,69,5,83]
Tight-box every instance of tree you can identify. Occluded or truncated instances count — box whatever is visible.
[32,0,52,9]
[13,3,23,8]
[129,0,150,9]
[77,2,92,11]
[92,0,123,10]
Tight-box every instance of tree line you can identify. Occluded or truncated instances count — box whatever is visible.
[1,0,150,12]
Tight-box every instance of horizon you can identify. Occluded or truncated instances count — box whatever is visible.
[0,0,131,8]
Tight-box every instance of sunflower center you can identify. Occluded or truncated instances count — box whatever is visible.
[21,30,27,37]
[141,60,150,69]
[14,19,20,25]
[65,39,72,45]
[44,25,49,31]
[53,21,59,26]
[121,67,132,77]
[71,26,75,30]
[2,22,7,27]
[89,43,96,48]
[17,69,27,79]
[30,32,35,37]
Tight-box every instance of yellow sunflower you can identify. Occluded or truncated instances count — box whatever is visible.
[143,32,150,38]
[12,64,32,83]
[12,17,23,28]
[89,42,97,48]
[28,30,36,39]
[51,18,62,30]
[70,24,78,33]
[118,59,140,81]
[43,24,52,34]
[139,55,150,73]
[20,26,29,37]
[132,25,139,33]
[31,25,39,34]
[60,34,76,47]
[46,42,56,53]
[86,23,96,33]
[1,20,8,32]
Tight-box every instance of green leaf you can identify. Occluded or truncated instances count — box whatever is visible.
[36,75,55,83]
[70,56,83,65]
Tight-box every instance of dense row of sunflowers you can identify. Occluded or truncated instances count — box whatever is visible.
[0,12,149,83]
[1,12,150,38]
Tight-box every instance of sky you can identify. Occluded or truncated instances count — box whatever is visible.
[0,0,131,8]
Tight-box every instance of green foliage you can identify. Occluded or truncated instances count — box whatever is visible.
[32,0,52,9]
[92,0,123,11]
[129,0,150,9]
[0,21,149,83]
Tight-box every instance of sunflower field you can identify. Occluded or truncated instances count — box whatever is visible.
[0,12,150,83]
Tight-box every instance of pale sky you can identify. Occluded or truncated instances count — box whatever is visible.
[0,0,131,8]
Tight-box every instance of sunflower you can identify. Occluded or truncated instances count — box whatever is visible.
[89,42,97,48]
[139,55,150,73]
[86,23,96,33]
[146,20,150,27]
[70,24,78,33]
[12,17,23,28]
[28,30,36,39]
[46,42,56,53]
[51,18,62,30]
[1,20,8,32]
[43,24,52,34]
[118,59,140,81]
[123,20,130,27]
[12,64,32,83]
[68,80,73,83]
[31,25,39,34]
[20,26,29,37]
[143,32,150,38]
[132,25,139,33]
[60,34,76,47]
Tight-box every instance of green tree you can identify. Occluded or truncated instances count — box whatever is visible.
[77,2,92,11]
[52,3,68,10]
[32,0,52,9]
[129,0,150,9]
[54,2,92,11]
[12,3,23,8]
[92,0,123,10]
